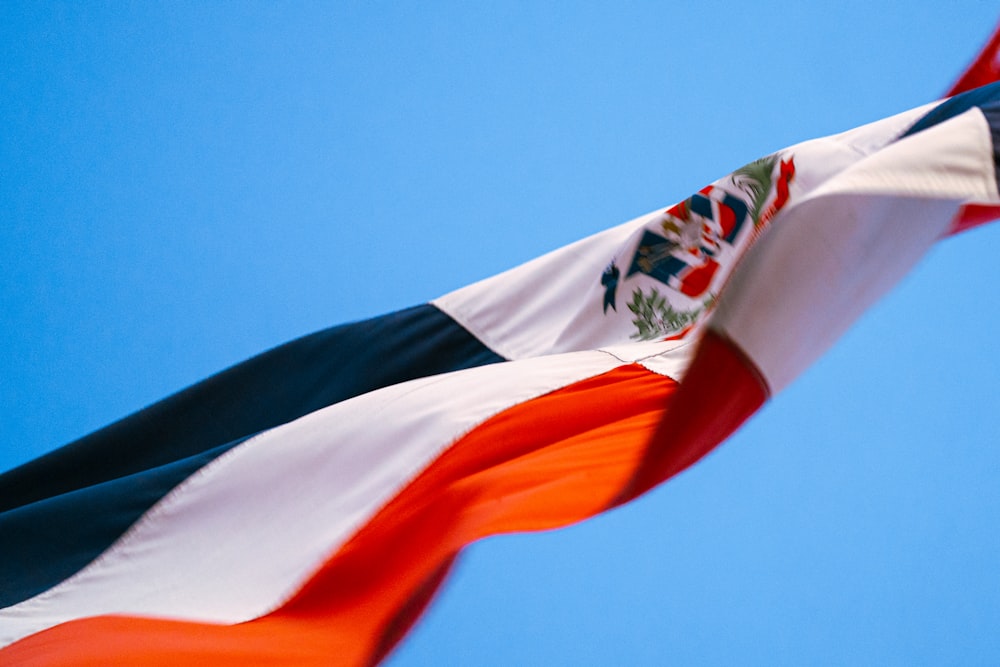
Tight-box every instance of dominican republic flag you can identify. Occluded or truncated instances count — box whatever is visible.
[4,28,1000,667]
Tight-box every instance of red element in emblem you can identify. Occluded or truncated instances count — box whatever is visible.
[676,260,719,297]
[757,158,795,228]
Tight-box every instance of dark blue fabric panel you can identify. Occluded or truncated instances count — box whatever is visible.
[0,440,241,606]
[903,80,1000,138]
[0,304,504,607]
[978,101,1000,188]
[902,81,1000,194]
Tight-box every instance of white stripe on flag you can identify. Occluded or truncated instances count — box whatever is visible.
[0,341,692,648]
[711,107,1000,394]
[434,104,935,362]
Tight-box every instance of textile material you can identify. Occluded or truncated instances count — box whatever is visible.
[4,48,1000,667]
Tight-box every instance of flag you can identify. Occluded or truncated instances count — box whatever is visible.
[3,22,1000,667]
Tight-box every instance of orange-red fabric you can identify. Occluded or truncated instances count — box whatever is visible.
[947,22,1000,96]
[618,330,768,503]
[948,203,1000,236]
[3,364,679,667]
[942,24,1000,236]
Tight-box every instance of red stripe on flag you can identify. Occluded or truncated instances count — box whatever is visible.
[617,329,769,503]
[947,202,1000,236]
[2,364,678,667]
[947,22,1000,96]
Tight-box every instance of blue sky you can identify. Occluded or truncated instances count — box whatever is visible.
[2,3,999,665]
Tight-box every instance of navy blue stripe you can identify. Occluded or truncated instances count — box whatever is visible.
[902,80,1000,138]
[0,303,504,607]
[0,440,241,605]
[979,101,1000,190]
[902,81,1000,196]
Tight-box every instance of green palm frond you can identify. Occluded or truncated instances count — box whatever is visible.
[732,154,778,224]
[628,287,701,341]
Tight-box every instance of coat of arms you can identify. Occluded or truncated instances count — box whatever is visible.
[602,154,795,340]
